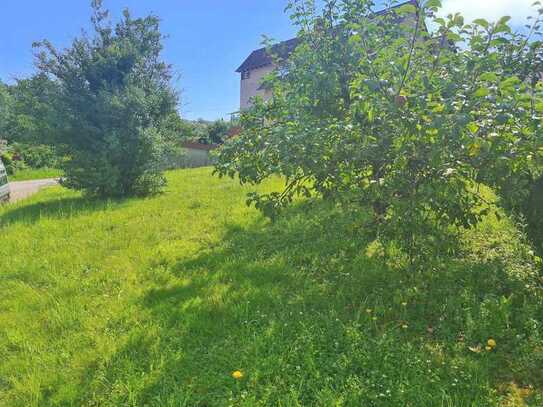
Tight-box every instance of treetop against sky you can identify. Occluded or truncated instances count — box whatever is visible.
[0,0,538,120]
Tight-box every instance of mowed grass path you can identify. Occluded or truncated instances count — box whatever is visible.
[1,168,542,406]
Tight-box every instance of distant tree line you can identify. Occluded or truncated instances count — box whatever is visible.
[0,75,61,174]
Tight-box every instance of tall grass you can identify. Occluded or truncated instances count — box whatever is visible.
[9,168,62,182]
[0,168,541,406]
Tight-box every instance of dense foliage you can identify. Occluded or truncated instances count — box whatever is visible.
[33,0,178,196]
[0,77,63,177]
[0,75,59,146]
[216,0,543,257]
[0,81,11,140]
[198,119,233,144]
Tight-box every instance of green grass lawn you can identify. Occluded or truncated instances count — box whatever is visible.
[0,168,542,406]
[9,168,63,182]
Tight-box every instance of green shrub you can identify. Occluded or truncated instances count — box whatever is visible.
[11,143,59,169]
[0,151,27,175]
[33,1,178,197]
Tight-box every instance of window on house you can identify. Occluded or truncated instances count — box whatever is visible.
[241,70,251,80]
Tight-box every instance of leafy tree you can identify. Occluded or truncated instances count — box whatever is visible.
[158,112,192,144]
[0,80,13,141]
[2,75,59,145]
[34,0,178,196]
[203,119,230,144]
[216,0,543,258]
[0,76,62,172]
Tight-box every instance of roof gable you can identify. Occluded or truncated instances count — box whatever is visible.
[236,0,419,73]
[236,38,300,73]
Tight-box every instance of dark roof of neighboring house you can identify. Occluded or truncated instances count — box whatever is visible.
[236,0,419,73]
[236,37,300,73]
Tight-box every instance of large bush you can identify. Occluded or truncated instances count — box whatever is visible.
[216,0,543,258]
[34,0,178,197]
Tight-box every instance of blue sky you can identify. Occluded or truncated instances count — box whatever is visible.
[0,0,303,120]
[0,1,535,121]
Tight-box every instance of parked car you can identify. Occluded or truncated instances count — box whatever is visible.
[0,158,10,203]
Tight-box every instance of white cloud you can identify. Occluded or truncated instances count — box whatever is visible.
[438,0,539,25]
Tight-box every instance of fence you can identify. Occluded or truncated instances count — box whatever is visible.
[161,142,219,170]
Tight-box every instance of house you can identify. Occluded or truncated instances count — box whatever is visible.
[236,38,299,110]
[236,0,419,110]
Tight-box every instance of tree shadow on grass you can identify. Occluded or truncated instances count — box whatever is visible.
[76,201,543,406]
[0,195,130,227]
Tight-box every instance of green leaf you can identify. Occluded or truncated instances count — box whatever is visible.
[397,4,417,15]
[480,72,498,82]
[432,104,445,113]
[500,76,520,93]
[425,0,442,9]
[467,122,479,134]
[468,142,482,157]
[497,16,512,25]
[473,18,490,29]
[494,25,511,34]
[454,14,465,27]
[474,87,490,97]
[446,32,463,42]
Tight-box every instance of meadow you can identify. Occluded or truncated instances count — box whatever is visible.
[9,168,63,182]
[0,168,542,406]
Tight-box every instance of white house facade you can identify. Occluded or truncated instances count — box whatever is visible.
[236,37,299,111]
[238,64,275,111]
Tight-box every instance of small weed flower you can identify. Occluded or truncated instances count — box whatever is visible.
[485,346,492,351]
[402,324,408,329]
[401,302,407,307]
[372,316,378,321]
[487,339,496,349]
[232,370,244,379]
[366,308,372,314]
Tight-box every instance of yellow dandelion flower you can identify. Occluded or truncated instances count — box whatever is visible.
[232,370,244,379]
[487,339,496,348]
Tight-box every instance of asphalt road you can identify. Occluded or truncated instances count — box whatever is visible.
[9,179,59,202]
